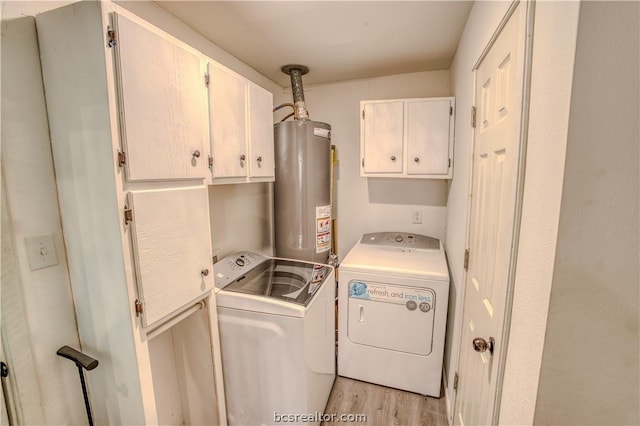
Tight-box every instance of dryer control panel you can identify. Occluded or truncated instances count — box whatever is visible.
[214,251,267,289]
[360,232,440,250]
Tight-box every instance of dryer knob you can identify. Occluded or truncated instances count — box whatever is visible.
[235,257,246,267]
[395,234,404,243]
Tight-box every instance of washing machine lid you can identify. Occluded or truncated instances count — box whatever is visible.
[341,233,449,281]
[214,252,333,317]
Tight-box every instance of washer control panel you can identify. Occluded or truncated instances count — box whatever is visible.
[214,251,267,289]
[360,232,440,250]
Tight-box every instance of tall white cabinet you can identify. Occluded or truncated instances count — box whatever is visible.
[36,2,226,424]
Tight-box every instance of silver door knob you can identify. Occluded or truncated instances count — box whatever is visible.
[391,156,396,161]
[414,157,420,163]
[472,337,495,355]
[192,150,201,158]
[240,154,246,161]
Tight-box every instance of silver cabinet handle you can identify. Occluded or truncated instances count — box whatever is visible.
[391,156,396,161]
[240,154,246,161]
[414,157,420,163]
[192,150,201,158]
[257,156,263,162]
[201,269,209,277]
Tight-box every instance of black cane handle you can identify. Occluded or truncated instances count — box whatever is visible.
[57,346,98,371]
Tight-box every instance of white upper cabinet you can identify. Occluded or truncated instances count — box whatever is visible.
[113,14,207,182]
[208,62,248,179]
[128,187,213,327]
[362,101,404,174]
[207,61,275,183]
[248,83,275,179]
[360,97,455,179]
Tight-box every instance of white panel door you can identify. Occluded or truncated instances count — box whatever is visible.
[362,101,404,173]
[128,187,213,326]
[208,62,248,179]
[406,99,452,175]
[248,83,275,179]
[113,14,207,182]
[454,4,526,426]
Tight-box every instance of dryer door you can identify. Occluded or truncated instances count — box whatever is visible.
[347,280,435,356]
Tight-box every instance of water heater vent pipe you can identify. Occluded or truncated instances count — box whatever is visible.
[282,64,310,120]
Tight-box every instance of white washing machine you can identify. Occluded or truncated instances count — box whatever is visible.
[338,232,449,397]
[214,252,336,426]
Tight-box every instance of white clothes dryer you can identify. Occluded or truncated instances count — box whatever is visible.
[338,232,449,397]
[214,252,336,426]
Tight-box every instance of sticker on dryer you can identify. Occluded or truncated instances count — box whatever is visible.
[348,281,435,311]
[315,205,332,253]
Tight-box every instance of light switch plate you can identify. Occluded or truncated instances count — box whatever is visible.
[25,233,59,271]
[412,210,423,224]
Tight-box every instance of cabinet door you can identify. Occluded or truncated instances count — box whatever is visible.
[362,101,404,174]
[208,63,248,179]
[406,99,452,175]
[248,83,275,179]
[128,187,213,327]
[113,14,207,182]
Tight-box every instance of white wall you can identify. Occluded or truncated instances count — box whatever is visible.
[296,70,450,259]
[444,1,511,418]
[499,2,581,424]
[534,2,639,424]
[1,2,85,423]
[446,2,584,424]
[1,1,282,422]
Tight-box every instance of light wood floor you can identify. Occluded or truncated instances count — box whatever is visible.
[322,376,449,426]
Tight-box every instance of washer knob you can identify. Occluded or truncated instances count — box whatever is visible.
[395,234,404,243]
[235,257,245,267]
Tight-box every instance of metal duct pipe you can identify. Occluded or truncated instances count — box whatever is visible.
[282,64,310,120]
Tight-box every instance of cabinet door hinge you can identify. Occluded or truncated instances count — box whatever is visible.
[464,249,470,271]
[107,26,117,48]
[362,109,365,120]
[450,106,453,116]
[124,206,134,225]
[448,158,452,168]
[204,72,210,88]
[471,106,477,128]
[361,158,365,168]
[1,361,9,378]
[453,372,459,391]
[117,150,126,167]
[134,299,143,317]
[208,155,213,169]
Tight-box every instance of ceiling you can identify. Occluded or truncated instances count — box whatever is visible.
[154,1,473,87]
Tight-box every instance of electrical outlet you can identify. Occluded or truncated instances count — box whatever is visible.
[25,233,58,271]
[412,210,422,224]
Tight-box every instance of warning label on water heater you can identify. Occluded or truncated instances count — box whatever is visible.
[316,205,331,253]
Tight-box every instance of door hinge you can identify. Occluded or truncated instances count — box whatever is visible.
[362,109,365,120]
[361,158,365,168]
[124,207,133,225]
[450,106,453,116]
[117,150,126,167]
[208,155,213,169]
[107,26,117,48]
[1,361,8,378]
[453,372,459,391]
[448,158,452,168]
[204,72,210,87]
[471,106,477,128]
[464,249,470,271]
[134,299,143,317]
